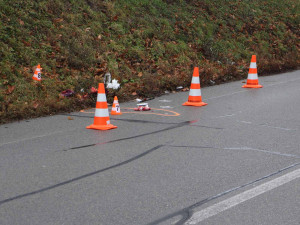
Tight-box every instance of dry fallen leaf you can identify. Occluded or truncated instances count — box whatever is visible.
[68,116,74,120]
[33,102,39,109]
[6,85,15,94]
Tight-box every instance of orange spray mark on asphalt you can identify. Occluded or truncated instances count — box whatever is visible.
[80,107,180,117]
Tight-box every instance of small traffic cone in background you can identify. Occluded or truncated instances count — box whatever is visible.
[86,83,117,130]
[111,96,122,115]
[32,64,42,81]
[242,55,263,88]
[183,67,207,107]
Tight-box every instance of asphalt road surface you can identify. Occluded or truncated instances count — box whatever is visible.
[0,70,299,225]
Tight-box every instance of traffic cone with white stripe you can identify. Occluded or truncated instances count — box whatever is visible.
[86,83,117,130]
[242,55,263,88]
[183,67,207,107]
[32,64,42,81]
[111,96,122,115]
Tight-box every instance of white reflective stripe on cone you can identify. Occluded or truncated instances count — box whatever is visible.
[189,88,201,96]
[97,93,107,102]
[33,74,41,80]
[191,76,200,84]
[249,62,257,68]
[95,108,109,117]
[247,73,258,80]
[106,120,110,125]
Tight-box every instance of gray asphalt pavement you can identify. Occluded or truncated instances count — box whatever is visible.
[0,70,299,225]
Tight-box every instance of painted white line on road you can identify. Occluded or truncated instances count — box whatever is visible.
[185,168,300,225]
[160,106,174,109]
[236,120,298,131]
[216,114,236,118]
[0,128,78,147]
[223,147,300,158]
[238,120,252,124]
[259,124,298,131]
[159,99,172,102]
[206,90,247,100]
[205,77,300,101]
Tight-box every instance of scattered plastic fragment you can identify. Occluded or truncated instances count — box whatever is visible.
[106,79,120,89]
[209,80,216,85]
[134,103,151,111]
[60,89,74,97]
[90,87,98,93]
[176,86,183,90]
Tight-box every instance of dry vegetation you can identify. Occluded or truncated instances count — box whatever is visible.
[0,0,299,123]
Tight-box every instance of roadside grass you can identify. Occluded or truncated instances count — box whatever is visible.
[0,0,299,123]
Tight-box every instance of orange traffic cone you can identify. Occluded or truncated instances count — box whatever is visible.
[32,64,42,81]
[111,96,122,115]
[86,83,117,130]
[183,67,207,107]
[242,55,263,88]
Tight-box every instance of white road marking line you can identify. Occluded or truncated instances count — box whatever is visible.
[185,168,300,225]
[223,147,300,158]
[0,128,78,147]
[259,124,298,131]
[236,120,297,131]
[205,77,300,101]
[216,114,235,118]
[206,90,247,100]
[238,120,252,124]
[159,99,172,102]
[160,106,174,109]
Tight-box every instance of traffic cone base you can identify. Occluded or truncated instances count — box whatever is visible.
[111,111,122,115]
[86,123,117,130]
[183,101,207,107]
[32,76,40,81]
[242,84,263,88]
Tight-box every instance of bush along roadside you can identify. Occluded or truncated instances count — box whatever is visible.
[0,0,299,124]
